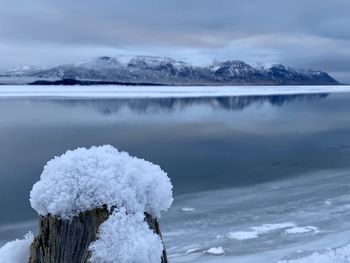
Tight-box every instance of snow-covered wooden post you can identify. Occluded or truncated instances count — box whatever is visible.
[28,145,173,263]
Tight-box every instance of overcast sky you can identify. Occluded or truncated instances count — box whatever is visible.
[1,0,349,82]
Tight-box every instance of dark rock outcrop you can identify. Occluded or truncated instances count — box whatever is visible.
[29,207,168,263]
[29,79,165,86]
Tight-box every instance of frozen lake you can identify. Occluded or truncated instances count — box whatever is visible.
[1,86,350,262]
[1,85,350,98]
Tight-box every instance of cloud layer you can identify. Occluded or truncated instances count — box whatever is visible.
[1,0,349,82]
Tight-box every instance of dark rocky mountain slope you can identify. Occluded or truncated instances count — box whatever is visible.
[0,56,339,85]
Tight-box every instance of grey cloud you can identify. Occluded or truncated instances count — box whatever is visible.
[0,0,349,82]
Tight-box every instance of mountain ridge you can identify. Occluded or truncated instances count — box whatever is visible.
[0,55,339,85]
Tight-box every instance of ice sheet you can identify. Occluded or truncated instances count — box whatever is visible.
[0,85,350,98]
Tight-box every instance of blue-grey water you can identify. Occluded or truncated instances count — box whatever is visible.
[1,93,350,262]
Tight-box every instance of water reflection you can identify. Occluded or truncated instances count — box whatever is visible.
[50,93,329,114]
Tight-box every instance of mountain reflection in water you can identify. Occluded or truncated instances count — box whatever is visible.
[51,93,329,115]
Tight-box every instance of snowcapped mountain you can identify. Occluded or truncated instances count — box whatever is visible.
[0,56,339,85]
[210,61,267,82]
[266,64,337,85]
[3,65,46,76]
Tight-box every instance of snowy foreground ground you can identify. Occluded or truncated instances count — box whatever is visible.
[161,169,350,263]
[0,85,350,98]
[2,168,350,262]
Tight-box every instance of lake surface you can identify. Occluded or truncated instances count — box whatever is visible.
[1,92,350,262]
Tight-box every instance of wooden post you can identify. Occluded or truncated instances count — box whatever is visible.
[29,207,168,263]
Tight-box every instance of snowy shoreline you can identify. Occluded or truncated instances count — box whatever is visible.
[0,85,350,98]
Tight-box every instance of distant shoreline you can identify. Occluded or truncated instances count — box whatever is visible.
[0,78,346,86]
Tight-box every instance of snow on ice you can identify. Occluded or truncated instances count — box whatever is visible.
[206,247,225,255]
[181,207,195,212]
[278,244,350,263]
[1,85,350,99]
[285,226,319,235]
[228,231,259,241]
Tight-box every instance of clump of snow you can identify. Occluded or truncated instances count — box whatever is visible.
[278,244,350,263]
[228,231,259,240]
[206,247,225,255]
[181,207,195,212]
[0,232,34,263]
[285,226,319,234]
[226,222,302,241]
[251,222,296,234]
[30,145,173,219]
[89,208,163,263]
[185,248,201,254]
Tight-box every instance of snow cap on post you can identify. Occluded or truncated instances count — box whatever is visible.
[30,145,173,219]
